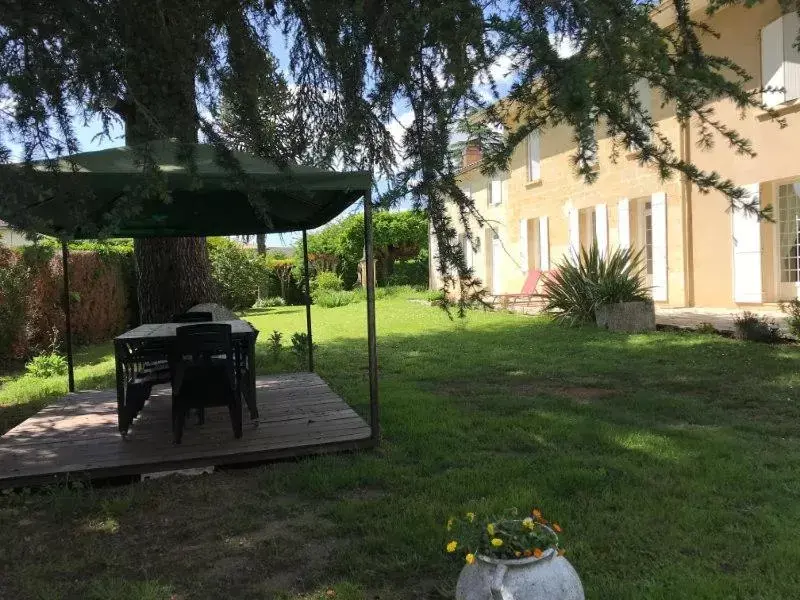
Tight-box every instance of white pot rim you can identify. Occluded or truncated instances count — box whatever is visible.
[476,547,557,566]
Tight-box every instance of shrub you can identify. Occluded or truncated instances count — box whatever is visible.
[312,271,344,293]
[733,311,782,343]
[779,299,800,338]
[290,332,317,365]
[0,246,31,360]
[387,258,429,287]
[25,352,68,378]
[542,243,650,326]
[253,296,286,309]
[208,238,267,311]
[314,289,358,308]
[268,330,283,360]
[0,242,134,361]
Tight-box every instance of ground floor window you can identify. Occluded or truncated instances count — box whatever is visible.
[644,201,653,276]
[778,182,800,283]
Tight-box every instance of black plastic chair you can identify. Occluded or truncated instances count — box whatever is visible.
[172,311,213,323]
[123,340,171,425]
[171,323,242,444]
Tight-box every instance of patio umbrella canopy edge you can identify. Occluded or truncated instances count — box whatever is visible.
[2,139,371,239]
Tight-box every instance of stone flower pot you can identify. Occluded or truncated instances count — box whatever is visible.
[595,300,655,333]
[456,549,584,600]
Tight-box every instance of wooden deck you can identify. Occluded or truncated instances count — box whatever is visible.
[0,373,374,489]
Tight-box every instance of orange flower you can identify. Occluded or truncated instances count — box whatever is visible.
[533,548,544,558]
[523,550,532,557]
[553,522,562,533]
[557,549,566,557]
[532,509,542,520]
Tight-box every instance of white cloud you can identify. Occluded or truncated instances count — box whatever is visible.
[550,32,580,58]
[487,53,515,85]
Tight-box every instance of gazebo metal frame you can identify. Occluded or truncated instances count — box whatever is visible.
[4,140,380,442]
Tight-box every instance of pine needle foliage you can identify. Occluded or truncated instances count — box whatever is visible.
[0,0,788,313]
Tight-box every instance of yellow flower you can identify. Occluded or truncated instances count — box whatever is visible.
[446,540,458,553]
[522,517,534,530]
[486,523,495,536]
[491,538,504,547]
[466,512,476,523]
[557,549,566,557]
[447,518,454,531]
[465,553,476,565]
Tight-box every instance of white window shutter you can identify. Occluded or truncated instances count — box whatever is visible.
[568,207,580,262]
[527,131,541,181]
[539,216,550,271]
[633,79,652,145]
[595,204,608,256]
[519,219,529,272]
[635,78,651,115]
[650,192,668,301]
[618,198,631,249]
[783,13,800,102]
[490,177,502,206]
[732,183,763,303]
[762,17,786,108]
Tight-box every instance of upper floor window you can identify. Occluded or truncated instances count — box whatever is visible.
[761,12,800,108]
[527,131,541,181]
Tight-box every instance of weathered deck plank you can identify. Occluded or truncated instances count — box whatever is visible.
[0,373,373,488]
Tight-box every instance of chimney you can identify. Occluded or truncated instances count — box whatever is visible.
[462,142,482,169]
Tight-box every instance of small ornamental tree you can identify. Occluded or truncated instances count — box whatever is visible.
[267,258,295,301]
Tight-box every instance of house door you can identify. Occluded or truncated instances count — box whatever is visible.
[492,233,503,295]
[777,182,800,300]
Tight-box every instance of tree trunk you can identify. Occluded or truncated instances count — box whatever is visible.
[256,234,267,255]
[119,2,216,323]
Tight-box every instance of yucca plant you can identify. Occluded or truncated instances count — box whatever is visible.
[542,242,650,326]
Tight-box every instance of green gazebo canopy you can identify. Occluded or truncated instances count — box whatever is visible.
[3,140,371,239]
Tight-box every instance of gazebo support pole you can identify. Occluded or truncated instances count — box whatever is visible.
[302,229,314,372]
[61,240,75,393]
[363,188,379,442]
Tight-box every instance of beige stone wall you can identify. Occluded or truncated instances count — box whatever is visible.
[434,1,800,308]
[688,1,800,307]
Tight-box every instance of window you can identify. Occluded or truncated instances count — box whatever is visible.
[644,201,654,276]
[778,182,800,283]
[489,176,503,206]
[527,131,541,181]
[579,207,596,249]
[761,12,800,108]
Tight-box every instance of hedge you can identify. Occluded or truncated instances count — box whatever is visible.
[0,243,135,361]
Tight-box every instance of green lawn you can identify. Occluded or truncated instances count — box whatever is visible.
[1,296,800,599]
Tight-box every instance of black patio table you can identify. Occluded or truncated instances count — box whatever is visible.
[113,320,259,437]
